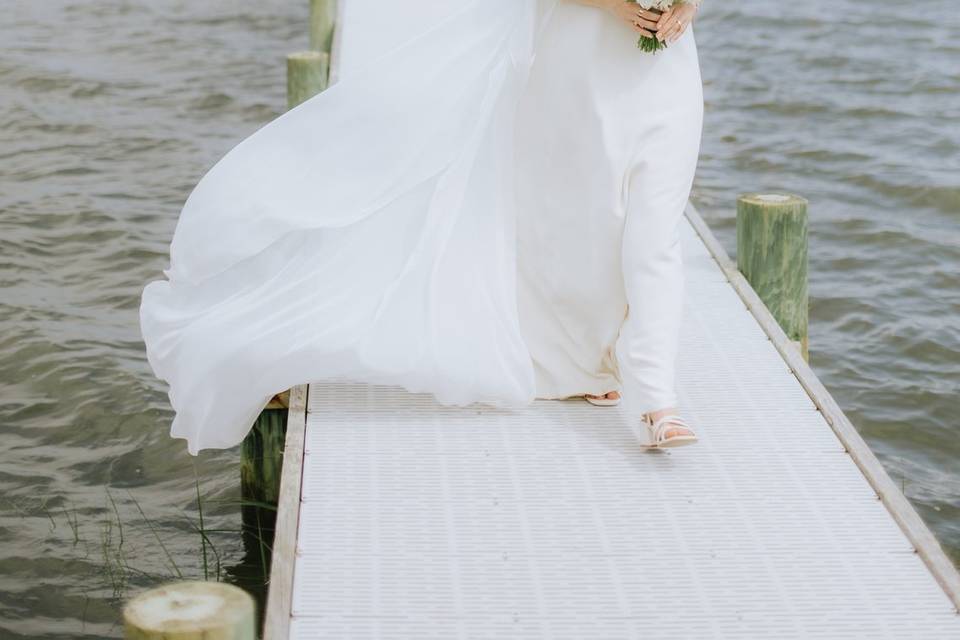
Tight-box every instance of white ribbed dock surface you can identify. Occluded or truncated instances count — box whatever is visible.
[288,218,960,639]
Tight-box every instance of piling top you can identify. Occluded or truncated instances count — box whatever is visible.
[124,580,254,633]
[739,192,808,208]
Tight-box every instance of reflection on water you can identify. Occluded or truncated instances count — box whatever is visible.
[0,0,956,634]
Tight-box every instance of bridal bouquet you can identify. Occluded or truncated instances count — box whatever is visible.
[628,0,680,54]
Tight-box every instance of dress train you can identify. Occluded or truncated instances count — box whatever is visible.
[140,0,559,454]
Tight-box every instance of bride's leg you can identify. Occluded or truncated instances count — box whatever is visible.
[614,160,688,422]
[613,32,703,434]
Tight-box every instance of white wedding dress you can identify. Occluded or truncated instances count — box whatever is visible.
[140,0,703,455]
[515,2,703,416]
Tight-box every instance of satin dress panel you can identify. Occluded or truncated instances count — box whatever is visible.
[515,2,704,414]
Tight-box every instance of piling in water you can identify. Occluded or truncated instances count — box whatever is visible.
[240,407,286,527]
[736,193,810,360]
[309,0,337,54]
[123,581,255,639]
[286,50,329,109]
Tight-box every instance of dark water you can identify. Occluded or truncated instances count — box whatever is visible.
[0,0,956,635]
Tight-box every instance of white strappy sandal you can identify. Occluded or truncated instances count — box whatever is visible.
[638,412,699,449]
[583,391,621,406]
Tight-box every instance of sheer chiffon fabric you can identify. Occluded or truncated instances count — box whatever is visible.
[141,0,705,456]
[140,0,561,454]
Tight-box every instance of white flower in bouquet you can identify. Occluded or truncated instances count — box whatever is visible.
[632,0,675,9]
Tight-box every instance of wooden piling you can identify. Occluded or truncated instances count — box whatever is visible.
[123,581,255,640]
[286,50,329,109]
[736,193,809,360]
[240,407,286,521]
[239,397,291,560]
[309,0,337,54]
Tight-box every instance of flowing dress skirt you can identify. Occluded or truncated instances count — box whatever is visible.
[139,0,703,455]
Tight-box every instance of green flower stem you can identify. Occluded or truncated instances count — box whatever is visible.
[637,34,668,53]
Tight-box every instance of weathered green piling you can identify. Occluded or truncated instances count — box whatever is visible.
[240,403,287,527]
[736,193,809,360]
[286,51,329,109]
[309,0,337,54]
[123,581,255,640]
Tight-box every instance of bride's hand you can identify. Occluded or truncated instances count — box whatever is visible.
[655,2,698,43]
[604,1,663,39]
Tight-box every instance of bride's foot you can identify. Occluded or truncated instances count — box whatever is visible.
[584,390,621,406]
[639,407,698,448]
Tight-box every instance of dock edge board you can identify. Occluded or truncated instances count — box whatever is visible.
[262,383,309,640]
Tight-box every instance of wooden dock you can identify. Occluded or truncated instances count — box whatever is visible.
[262,2,960,638]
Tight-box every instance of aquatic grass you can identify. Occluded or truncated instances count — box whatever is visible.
[127,489,182,579]
[62,501,82,545]
[199,498,279,586]
[3,471,283,607]
[194,472,210,580]
[99,509,127,599]
[179,508,223,583]
[101,488,156,598]
[40,500,57,533]
[106,489,125,558]
[254,505,269,586]
[95,486,234,595]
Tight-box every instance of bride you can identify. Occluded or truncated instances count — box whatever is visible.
[139,0,704,456]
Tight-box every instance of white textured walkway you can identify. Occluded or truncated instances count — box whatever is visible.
[286,216,960,639]
[264,2,960,637]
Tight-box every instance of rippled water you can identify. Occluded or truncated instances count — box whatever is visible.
[1,0,957,635]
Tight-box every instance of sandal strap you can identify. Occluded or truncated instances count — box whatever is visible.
[647,414,694,442]
[585,392,619,401]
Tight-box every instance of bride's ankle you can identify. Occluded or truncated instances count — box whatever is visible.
[644,406,679,422]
